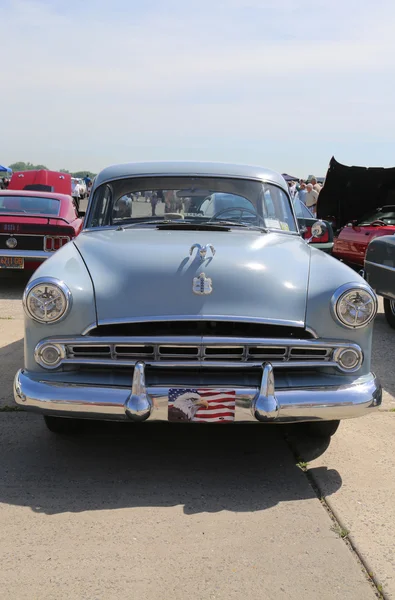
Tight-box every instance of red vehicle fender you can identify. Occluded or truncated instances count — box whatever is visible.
[9,170,72,195]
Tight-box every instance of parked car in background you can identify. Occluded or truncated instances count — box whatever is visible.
[318,157,395,267]
[365,235,395,329]
[0,190,84,271]
[14,162,381,437]
[9,169,72,195]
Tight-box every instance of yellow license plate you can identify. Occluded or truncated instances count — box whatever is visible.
[0,256,24,269]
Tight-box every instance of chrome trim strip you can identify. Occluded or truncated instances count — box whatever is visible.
[34,336,363,373]
[39,357,340,369]
[14,369,382,423]
[83,315,307,333]
[0,249,48,260]
[40,335,351,347]
[365,260,395,273]
[0,233,45,237]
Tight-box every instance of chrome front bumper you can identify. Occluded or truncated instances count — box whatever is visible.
[14,363,382,423]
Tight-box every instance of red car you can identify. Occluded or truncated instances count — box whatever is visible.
[318,157,395,267]
[9,169,72,195]
[0,190,84,271]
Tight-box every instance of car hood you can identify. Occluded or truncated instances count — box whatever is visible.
[318,156,395,228]
[74,228,311,327]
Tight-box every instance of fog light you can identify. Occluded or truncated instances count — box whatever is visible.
[35,343,65,368]
[334,347,362,371]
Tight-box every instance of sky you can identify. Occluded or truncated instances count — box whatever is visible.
[1,0,395,177]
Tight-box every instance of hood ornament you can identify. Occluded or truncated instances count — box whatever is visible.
[193,272,213,295]
[190,243,216,262]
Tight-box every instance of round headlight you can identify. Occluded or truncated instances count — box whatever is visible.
[333,347,362,372]
[35,342,65,368]
[331,284,377,329]
[23,277,72,324]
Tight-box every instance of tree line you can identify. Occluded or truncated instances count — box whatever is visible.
[8,162,96,179]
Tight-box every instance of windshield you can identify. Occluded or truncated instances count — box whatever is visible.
[86,176,297,232]
[0,195,60,216]
[358,206,395,226]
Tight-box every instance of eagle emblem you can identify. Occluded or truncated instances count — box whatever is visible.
[192,272,212,295]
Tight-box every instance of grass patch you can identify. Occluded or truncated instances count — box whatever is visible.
[0,405,22,412]
[331,524,350,539]
[296,460,309,470]
[0,316,14,320]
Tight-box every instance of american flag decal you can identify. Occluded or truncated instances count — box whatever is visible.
[168,388,236,423]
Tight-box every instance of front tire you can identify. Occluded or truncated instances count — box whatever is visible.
[384,298,395,329]
[304,420,340,438]
[43,415,83,434]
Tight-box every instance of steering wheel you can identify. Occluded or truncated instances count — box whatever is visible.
[369,219,386,226]
[209,207,260,223]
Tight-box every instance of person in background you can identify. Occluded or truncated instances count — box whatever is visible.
[310,176,322,193]
[151,192,158,216]
[294,182,307,205]
[83,174,92,189]
[288,180,296,198]
[296,179,305,192]
[305,183,319,216]
[0,179,5,190]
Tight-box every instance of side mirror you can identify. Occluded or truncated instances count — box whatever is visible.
[309,220,327,241]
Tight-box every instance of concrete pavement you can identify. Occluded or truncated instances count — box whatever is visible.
[0,415,378,600]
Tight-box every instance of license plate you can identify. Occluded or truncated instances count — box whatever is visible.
[168,388,235,423]
[0,256,24,269]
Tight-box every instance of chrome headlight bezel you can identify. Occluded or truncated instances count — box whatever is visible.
[35,341,66,369]
[23,277,72,324]
[331,283,377,329]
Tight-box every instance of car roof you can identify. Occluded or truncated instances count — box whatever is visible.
[94,161,288,191]
[0,190,72,202]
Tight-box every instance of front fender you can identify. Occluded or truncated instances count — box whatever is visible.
[24,242,96,371]
[305,248,374,375]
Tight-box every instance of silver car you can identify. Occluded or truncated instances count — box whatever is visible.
[14,162,382,437]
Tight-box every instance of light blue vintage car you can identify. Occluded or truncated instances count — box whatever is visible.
[14,162,382,437]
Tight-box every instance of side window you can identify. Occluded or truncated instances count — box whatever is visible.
[293,199,304,218]
[263,190,276,217]
[301,203,313,219]
[89,185,112,227]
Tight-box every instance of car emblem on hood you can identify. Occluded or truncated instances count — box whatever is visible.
[190,243,216,262]
[193,272,213,295]
[6,237,18,249]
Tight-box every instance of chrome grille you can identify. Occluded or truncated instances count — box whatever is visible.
[63,337,335,365]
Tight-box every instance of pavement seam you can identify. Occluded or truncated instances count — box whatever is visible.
[285,434,386,600]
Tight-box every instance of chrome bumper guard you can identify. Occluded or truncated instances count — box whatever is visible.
[14,363,382,423]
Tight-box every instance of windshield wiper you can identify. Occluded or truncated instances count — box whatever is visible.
[116,219,188,230]
[212,220,268,232]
